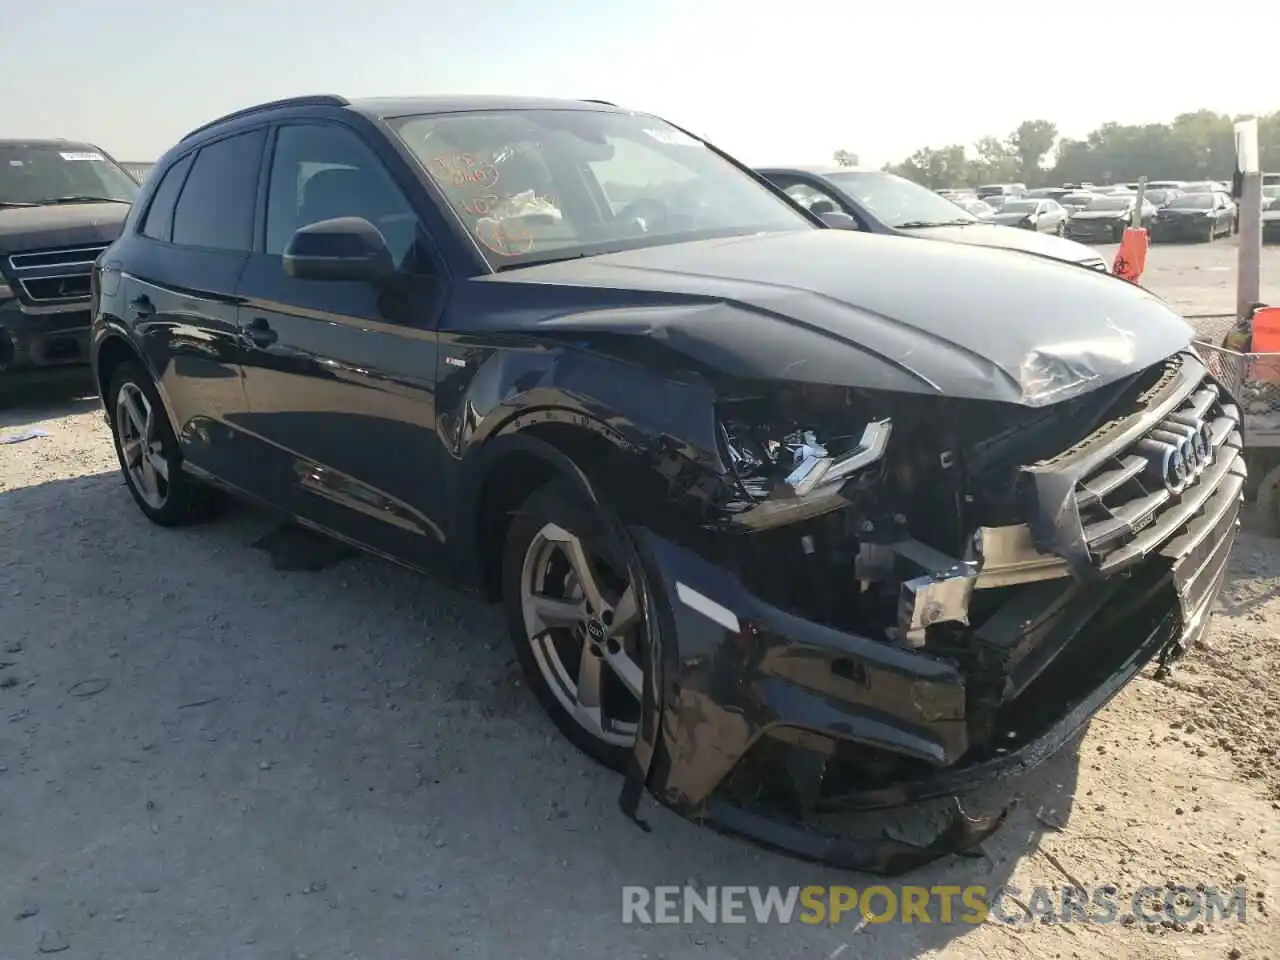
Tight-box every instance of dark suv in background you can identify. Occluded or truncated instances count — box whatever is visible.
[0,139,137,384]
[91,94,1241,872]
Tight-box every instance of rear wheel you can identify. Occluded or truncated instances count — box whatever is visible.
[107,362,212,526]
[501,478,648,770]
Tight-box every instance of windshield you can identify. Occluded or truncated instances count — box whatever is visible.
[0,143,138,206]
[1000,200,1038,213]
[1169,193,1214,209]
[823,170,978,227]
[1061,193,1095,205]
[387,109,811,267]
[1087,196,1133,211]
[1145,189,1175,204]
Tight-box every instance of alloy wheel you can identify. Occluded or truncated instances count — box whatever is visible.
[519,521,643,747]
[115,381,170,510]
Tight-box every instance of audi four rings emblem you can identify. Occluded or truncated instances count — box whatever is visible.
[1138,417,1215,494]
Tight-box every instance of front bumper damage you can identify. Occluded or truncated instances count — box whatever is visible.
[619,352,1244,874]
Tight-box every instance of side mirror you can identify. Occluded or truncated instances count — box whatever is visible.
[283,216,395,283]
[818,211,858,230]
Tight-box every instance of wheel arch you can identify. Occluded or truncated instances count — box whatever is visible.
[94,333,143,408]
[460,416,666,601]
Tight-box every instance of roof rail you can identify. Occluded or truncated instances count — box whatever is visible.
[181,94,350,142]
[580,99,616,106]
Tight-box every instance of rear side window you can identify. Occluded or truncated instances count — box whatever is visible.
[140,153,194,242]
[171,129,266,251]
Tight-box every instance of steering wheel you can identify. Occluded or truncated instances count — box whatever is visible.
[614,197,670,234]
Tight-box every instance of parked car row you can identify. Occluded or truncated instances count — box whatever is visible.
[940,178,1243,244]
[3,98,1245,872]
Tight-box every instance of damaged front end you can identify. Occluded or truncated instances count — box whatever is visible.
[620,350,1244,873]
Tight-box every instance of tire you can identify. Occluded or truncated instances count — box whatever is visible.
[1205,221,1216,243]
[107,361,212,526]
[501,477,649,771]
[1055,220,1065,237]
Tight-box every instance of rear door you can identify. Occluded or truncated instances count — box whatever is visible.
[234,120,449,568]
[121,129,265,487]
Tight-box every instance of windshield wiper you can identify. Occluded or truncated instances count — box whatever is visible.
[896,218,982,228]
[0,201,40,208]
[39,196,132,205]
[493,252,591,272]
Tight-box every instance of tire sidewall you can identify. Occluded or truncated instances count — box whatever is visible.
[108,362,196,525]
[500,478,642,772]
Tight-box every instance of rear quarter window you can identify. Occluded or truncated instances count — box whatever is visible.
[139,153,195,243]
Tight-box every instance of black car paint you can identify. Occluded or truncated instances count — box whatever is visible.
[756,168,1106,271]
[1150,196,1236,242]
[91,96,1238,874]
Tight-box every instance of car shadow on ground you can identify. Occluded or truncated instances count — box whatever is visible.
[0,469,1087,959]
[0,376,98,429]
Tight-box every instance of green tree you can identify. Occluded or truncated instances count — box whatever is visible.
[891,144,968,188]
[968,135,1019,184]
[878,109,1280,188]
[832,149,860,167]
[1008,119,1058,181]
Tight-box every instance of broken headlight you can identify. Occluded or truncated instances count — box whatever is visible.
[718,388,893,504]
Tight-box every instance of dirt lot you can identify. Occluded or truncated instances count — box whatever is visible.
[1,238,1278,960]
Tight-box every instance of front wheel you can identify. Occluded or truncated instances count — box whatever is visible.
[501,478,649,770]
[1205,221,1217,243]
[108,361,212,526]
[1055,220,1066,237]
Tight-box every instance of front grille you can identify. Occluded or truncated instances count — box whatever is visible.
[5,244,106,305]
[1074,369,1241,575]
[7,245,107,271]
[18,275,92,302]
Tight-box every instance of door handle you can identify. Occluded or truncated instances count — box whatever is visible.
[130,294,155,319]
[243,316,278,348]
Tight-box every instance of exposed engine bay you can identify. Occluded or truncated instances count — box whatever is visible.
[634,352,1242,831]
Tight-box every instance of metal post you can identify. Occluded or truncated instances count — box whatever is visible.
[1238,171,1263,320]
[1235,118,1262,321]
[1132,176,1147,228]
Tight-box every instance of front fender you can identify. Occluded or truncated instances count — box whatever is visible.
[446,341,723,468]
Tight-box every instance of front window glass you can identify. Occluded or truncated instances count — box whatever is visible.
[388,109,810,267]
[823,170,979,227]
[0,143,138,206]
[1169,194,1213,209]
[1087,196,1132,211]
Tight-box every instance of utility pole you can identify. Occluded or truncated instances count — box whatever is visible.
[1132,176,1147,228]
[1234,118,1262,321]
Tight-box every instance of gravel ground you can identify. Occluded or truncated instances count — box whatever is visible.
[1,238,1278,960]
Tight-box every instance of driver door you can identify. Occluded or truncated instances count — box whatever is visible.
[234,121,450,568]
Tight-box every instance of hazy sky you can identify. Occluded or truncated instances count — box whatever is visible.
[2,0,1273,166]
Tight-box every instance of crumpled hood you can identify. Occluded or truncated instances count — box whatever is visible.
[992,212,1031,224]
[905,222,1102,265]
[0,203,130,256]
[478,229,1192,407]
